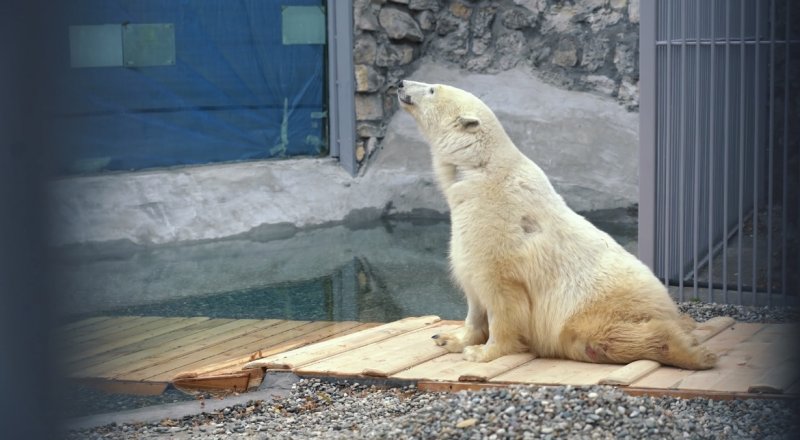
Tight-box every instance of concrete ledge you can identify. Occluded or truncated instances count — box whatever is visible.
[49,159,447,246]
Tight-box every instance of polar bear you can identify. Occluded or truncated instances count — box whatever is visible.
[397,80,717,370]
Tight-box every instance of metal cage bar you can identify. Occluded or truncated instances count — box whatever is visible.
[641,0,798,306]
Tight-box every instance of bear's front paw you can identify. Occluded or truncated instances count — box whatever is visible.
[463,344,499,363]
[432,332,465,353]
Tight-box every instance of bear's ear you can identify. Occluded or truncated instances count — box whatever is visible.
[457,114,481,131]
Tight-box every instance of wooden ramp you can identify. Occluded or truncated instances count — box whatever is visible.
[59,316,378,395]
[244,316,800,399]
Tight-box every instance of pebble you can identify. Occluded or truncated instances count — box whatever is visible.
[64,380,799,440]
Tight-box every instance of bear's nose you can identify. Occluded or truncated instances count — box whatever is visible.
[398,80,405,89]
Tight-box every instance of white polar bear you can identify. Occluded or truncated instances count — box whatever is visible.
[397,80,717,369]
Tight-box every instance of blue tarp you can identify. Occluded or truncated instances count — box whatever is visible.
[50,0,326,173]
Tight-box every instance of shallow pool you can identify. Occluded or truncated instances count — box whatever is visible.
[55,208,637,324]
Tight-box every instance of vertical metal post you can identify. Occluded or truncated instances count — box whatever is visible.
[767,0,775,303]
[664,0,673,286]
[678,0,687,300]
[692,0,701,300]
[638,0,657,270]
[327,0,356,176]
[638,0,658,272]
[708,0,717,303]
[737,0,745,304]
[781,0,790,301]
[722,0,731,302]
[752,0,761,304]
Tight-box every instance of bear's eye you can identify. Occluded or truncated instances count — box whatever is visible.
[429,87,435,94]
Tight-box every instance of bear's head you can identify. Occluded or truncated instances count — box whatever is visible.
[397,80,505,167]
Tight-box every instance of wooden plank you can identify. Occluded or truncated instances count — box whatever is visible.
[176,323,380,381]
[57,316,112,334]
[73,319,289,378]
[244,315,441,371]
[391,352,535,382]
[703,323,765,353]
[67,318,240,370]
[171,321,368,381]
[491,358,621,386]
[748,359,800,394]
[747,323,800,343]
[693,316,736,343]
[297,323,459,378]
[679,324,798,393]
[631,322,765,389]
[75,318,236,361]
[173,372,252,394]
[130,321,353,382]
[459,353,537,382]
[629,366,691,390]
[65,316,152,344]
[676,342,765,392]
[599,360,661,386]
[63,317,210,364]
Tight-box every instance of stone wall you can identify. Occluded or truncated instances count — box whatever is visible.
[353,0,640,171]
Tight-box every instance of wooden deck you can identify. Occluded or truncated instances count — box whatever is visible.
[244,316,800,399]
[60,316,378,395]
[61,315,799,399]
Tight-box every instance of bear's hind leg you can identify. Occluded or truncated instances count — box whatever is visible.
[570,319,717,370]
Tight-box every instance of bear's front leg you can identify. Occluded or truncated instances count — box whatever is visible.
[433,295,487,352]
[462,303,527,362]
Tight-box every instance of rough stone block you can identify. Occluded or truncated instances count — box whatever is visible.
[376,43,415,66]
[449,2,473,19]
[613,38,637,77]
[585,75,617,96]
[495,30,529,70]
[513,0,545,15]
[628,0,640,23]
[354,34,378,65]
[552,39,578,67]
[589,10,622,32]
[435,12,461,35]
[415,10,436,31]
[357,122,385,139]
[617,77,638,104]
[500,8,535,30]
[471,33,492,56]
[409,0,440,11]
[581,37,610,72]
[355,0,380,31]
[470,5,497,36]
[355,65,385,92]
[379,7,424,42]
[355,94,384,121]
[610,0,627,11]
[356,142,367,162]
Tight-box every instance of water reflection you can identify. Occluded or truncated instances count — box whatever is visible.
[55,209,637,324]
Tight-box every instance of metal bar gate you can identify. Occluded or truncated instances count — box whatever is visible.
[639,0,799,306]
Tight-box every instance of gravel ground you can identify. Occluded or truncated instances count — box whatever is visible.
[64,381,799,440]
[64,302,799,439]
